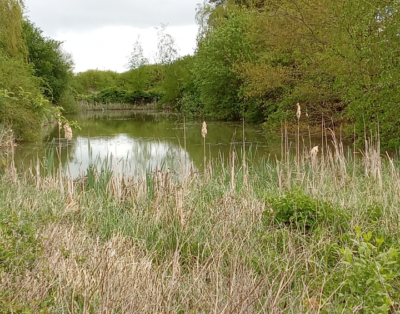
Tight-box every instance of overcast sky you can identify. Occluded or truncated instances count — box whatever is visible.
[23,0,201,73]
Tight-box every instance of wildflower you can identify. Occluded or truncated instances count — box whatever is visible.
[64,123,73,140]
[201,121,207,138]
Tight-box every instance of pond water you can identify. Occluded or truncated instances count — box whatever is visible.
[13,110,332,177]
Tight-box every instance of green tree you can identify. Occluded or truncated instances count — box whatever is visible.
[0,0,25,57]
[159,55,194,107]
[155,24,179,66]
[73,70,119,94]
[126,36,148,70]
[193,9,254,119]
[22,20,74,104]
[328,0,400,147]
[0,0,50,140]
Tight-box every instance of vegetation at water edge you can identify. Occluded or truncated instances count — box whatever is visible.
[1,127,400,312]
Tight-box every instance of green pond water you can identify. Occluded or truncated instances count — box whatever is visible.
[13,110,333,177]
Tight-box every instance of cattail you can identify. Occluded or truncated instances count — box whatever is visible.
[57,113,61,129]
[310,146,319,158]
[201,121,207,138]
[296,102,301,120]
[64,123,73,140]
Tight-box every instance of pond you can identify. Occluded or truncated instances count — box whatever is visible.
[13,110,337,177]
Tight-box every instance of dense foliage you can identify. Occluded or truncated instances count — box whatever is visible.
[23,20,75,105]
[78,88,163,105]
[72,0,400,146]
[0,0,76,140]
[188,0,400,147]
[0,0,46,140]
[3,0,399,145]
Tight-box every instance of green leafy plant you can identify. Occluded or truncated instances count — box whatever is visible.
[0,206,40,273]
[337,227,400,313]
[79,87,163,106]
[265,190,332,230]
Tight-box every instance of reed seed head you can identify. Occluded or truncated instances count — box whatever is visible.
[201,121,207,138]
[310,145,319,158]
[63,123,73,141]
[56,113,61,129]
[296,103,301,120]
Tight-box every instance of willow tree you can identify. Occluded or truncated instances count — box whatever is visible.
[0,0,25,57]
[0,0,49,140]
[193,8,255,119]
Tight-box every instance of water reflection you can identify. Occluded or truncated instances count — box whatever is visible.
[70,135,190,177]
[14,110,327,177]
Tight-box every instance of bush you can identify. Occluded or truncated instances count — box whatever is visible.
[177,93,204,118]
[23,20,74,104]
[58,89,78,113]
[0,50,50,140]
[334,228,400,313]
[265,190,333,230]
[0,203,40,273]
[82,87,163,106]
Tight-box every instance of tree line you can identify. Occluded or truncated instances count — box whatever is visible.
[75,0,400,147]
[0,0,76,140]
[189,0,400,148]
[2,0,400,147]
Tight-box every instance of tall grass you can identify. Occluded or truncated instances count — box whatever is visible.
[1,128,400,313]
[77,100,158,112]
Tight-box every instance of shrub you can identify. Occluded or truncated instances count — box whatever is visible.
[265,190,333,230]
[334,228,400,313]
[83,87,163,106]
[0,203,40,273]
[58,89,78,113]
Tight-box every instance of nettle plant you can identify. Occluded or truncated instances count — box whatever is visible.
[337,227,400,313]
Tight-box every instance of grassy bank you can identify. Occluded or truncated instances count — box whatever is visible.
[1,133,400,313]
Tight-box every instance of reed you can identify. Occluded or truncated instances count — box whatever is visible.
[296,102,301,174]
[1,127,400,313]
[201,121,207,173]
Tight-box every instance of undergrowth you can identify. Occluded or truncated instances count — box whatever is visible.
[1,135,400,313]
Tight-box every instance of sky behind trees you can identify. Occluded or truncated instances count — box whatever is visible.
[23,0,200,72]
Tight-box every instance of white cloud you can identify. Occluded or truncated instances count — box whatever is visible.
[56,25,198,73]
[24,0,201,72]
[24,0,201,35]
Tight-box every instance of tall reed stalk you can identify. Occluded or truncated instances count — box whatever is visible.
[201,121,207,173]
[296,102,301,173]
[242,116,247,187]
[57,115,63,192]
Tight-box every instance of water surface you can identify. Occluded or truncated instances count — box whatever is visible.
[14,110,327,177]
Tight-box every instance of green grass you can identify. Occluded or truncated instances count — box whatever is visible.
[1,140,400,313]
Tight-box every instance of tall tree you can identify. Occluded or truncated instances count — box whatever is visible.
[193,9,254,119]
[0,0,25,56]
[126,36,148,70]
[22,20,74,103]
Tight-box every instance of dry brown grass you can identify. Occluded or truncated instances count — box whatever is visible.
[1,197,316,313]
[2,130,400,313]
